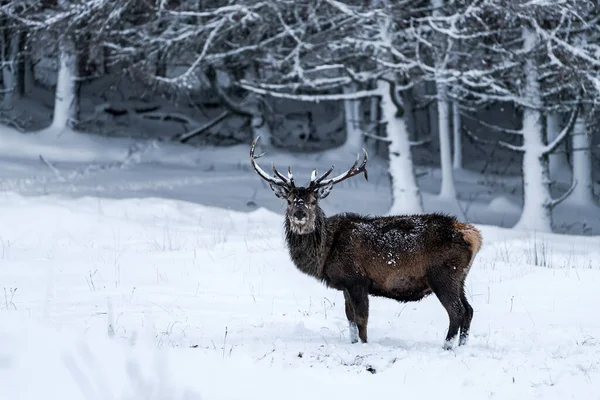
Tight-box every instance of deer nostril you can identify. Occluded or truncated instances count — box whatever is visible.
[293,210,306,220]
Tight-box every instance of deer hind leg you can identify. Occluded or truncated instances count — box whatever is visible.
[343,289,359,343]
[427,266,465,350]
[343,285,369,344]
[459,287,473,346]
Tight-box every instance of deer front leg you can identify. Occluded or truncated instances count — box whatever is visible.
[343,285,369,344]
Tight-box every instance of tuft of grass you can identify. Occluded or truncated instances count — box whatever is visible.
[3,287,17,310]
[106,298,115,339]
[149,225,186,251]
[519,233,553,268]
[0,236,11,260]
[322,297,335,320]
[156,319,190,348]
[86,269,98,291]
[496,240,512,264]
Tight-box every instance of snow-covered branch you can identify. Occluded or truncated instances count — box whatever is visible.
[550,179,578,208]
[464,128,524,152]
[155,18,226,86]
[410,137,432,147]
[542,106,579,155]
[362,130,391,142]
[460,112,523,136]
[173,111,231,144]
[498,140,525,152]
[165,3,268,18]
[237,81,380,102]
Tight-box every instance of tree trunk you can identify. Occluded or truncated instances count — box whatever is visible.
[547,112,570,181]
[51,37,78,131]
[156,49,167,77]
[565,115,596,206]
[436,80,457,200]
[250,103,272,148]
[341,82,362,152]
[377,80,423,214]
[452,102,462,170]
[430,0,457,201]
[243,67,272,148]
[22,35,34,95]
[368,94,381,152]
[403,87,417,141]
[16,30,27,96]
[513,27,553,233]
[1,27,20,109]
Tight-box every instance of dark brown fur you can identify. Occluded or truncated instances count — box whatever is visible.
[250,138,483,349]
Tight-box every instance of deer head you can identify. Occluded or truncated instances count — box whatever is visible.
[250,136,369,234]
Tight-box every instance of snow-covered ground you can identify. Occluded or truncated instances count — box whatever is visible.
[1,127,599,399]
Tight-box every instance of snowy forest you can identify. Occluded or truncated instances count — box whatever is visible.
[1,2,600,399]
[1,0,598,234]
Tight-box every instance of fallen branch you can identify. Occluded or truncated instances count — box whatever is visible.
[172,111,231,143]
[37,141,153,186]
[39,155,65,181]
[0,111,30,132]
[140,111,198,127]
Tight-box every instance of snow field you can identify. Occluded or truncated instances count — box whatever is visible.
[1,191,599,400]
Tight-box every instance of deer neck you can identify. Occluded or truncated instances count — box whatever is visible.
[284,207,328,280]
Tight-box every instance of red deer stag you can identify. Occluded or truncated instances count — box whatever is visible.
[249,136,482,349]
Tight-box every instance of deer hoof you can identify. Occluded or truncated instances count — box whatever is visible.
[443,338,457,350]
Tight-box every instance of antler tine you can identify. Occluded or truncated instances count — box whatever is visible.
[287,166,296,187]
[312,148,369,188]
[271,162,293,187]
[249,136,288,187]
[310,168,318,183]
[309,165,335,187]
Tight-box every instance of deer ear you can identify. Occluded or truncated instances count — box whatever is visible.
[315,182,333,199]
[269,183,289,199]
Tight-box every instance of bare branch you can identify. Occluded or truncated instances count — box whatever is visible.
[542,106,579,155]
[531,18,600,68]
[322,0,380,19]
[173,111,231,144]
[362,131,391,143]
[498,140,525,152]
[166,3,268,18]
[237,82,380,102]
[207,70,254,118]
[465,128,524,152]
[155,17,227,86]
[550,179,578,208]
[410,137,432,147]
[39,155,65,181]
[460,112,523,135]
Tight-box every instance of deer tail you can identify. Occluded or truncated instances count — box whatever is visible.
[454,221,482,268]
[462,224,482,256]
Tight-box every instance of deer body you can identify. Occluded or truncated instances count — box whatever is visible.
[250,137,482,349]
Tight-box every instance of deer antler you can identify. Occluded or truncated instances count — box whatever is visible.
[309,149,369,189]
[271,163,296,188]
[250,136,294,188]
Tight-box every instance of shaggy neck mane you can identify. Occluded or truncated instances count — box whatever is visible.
[284,206,328,280]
